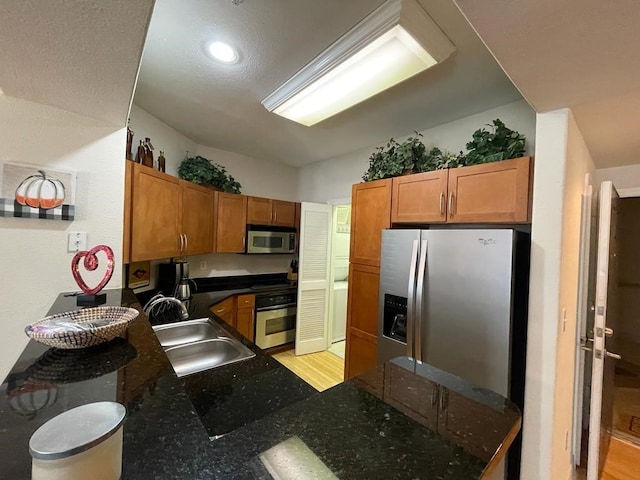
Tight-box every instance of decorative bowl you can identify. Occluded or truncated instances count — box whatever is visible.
[25,306,139,349]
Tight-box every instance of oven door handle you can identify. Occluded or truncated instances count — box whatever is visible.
[256,303,297,313]
[256,307,296,321]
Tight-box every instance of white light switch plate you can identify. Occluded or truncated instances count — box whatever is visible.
[68,232,87,252]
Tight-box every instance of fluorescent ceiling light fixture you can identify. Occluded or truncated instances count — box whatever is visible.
[208,41,238,63]
[262,0,455,127]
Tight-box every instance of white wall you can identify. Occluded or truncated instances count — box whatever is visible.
[128,105,300,285]
[187,253,294,278]
[129,104,197,176]
[552,112,596,479]
[521,109,595,480]
[297,99,537,203]
[130,104,299,202]
[596,164,640,191]
[195,145,298,202]
[0,96,126,381]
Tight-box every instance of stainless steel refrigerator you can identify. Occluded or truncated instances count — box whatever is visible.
[378,228,529,478]
[379,228,529,397]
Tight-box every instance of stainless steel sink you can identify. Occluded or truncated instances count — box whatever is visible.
[152,318,255,377]
[153,318,228,348]
[164,338,255,377]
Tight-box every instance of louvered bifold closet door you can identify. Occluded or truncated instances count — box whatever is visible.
[295,203,333,355]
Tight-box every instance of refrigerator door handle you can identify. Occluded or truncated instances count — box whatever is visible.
[415,239,428,362]
[406,239,419,358]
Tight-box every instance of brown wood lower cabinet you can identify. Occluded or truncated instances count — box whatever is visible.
[438,388,519,463]
[344,263,380,379]
[383,362,438,430]
[210,296,236,328]
[236,294,255,341]
[236,307,255,342]
[345,330,377,379]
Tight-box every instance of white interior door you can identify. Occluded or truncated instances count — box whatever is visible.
[573,174,594,465]
[295,202,333,355]
[587,180,620,480]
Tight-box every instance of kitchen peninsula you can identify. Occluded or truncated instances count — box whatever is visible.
[0,290,520,479]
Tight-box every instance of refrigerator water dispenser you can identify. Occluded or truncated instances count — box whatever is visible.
[382,294,407,343]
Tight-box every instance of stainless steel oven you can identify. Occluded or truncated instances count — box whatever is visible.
[246,226,296,254]
[254,292,297,349]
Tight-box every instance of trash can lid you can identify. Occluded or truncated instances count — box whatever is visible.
[29,401,126,460]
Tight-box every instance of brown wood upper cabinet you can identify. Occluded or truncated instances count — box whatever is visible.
[247,196,296,227]
[215,192,247,253]
[350,179,392,266]
[181,180,214,255]
[446,157,532,223]
[391,157,533,224]
[130,164,214,262]
[391,170,448,224]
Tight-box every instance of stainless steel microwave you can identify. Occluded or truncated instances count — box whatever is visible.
[246,227,296,254]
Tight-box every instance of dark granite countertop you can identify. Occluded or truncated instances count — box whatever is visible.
[0,289,520,479]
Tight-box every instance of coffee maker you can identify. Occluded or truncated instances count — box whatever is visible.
[158,261,195,301]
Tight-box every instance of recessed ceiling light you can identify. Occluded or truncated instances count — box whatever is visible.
[208,41,238,63]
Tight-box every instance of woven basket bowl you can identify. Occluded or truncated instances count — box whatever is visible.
[25,306,139,349]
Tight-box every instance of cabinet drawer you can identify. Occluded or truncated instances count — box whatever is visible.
[237,294,255,308]
[209,296,235,316]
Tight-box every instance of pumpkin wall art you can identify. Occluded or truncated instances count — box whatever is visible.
[0,162,76,220]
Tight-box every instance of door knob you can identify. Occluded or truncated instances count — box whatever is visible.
[605,350,622,360]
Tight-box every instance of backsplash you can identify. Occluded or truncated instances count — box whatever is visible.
[188,253,295,278]
[132,253,296,294]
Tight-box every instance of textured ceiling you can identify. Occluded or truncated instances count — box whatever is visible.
[133,0,522,167]
[0,0,154,126]
[454,0,640,168]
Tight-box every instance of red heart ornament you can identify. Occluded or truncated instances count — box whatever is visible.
[71,245,115,295]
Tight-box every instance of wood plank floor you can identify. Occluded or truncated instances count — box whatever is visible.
[601,436,640,480]
[272,349,344,391]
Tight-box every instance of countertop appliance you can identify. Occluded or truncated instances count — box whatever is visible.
[254,291,297,349]
[378,228,529,480]
[246,226,296,254]
[158,262,195,301]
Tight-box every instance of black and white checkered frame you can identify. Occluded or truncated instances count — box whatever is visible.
[0,198,75,220]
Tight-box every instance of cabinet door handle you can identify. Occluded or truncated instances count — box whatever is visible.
[448,193,454,217]
[274,210,277,224]
[439,388,448,411]
[178,234,184,253]
[242,234,246,251]
[431,386,438,407]
[184,234,188,253]
[439,192,444,215]
[215,308,225,313]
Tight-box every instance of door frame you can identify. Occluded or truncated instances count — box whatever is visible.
[326,201,351,347]
[572,173,594,465]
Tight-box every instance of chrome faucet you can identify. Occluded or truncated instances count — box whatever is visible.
[143,294,189,320]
